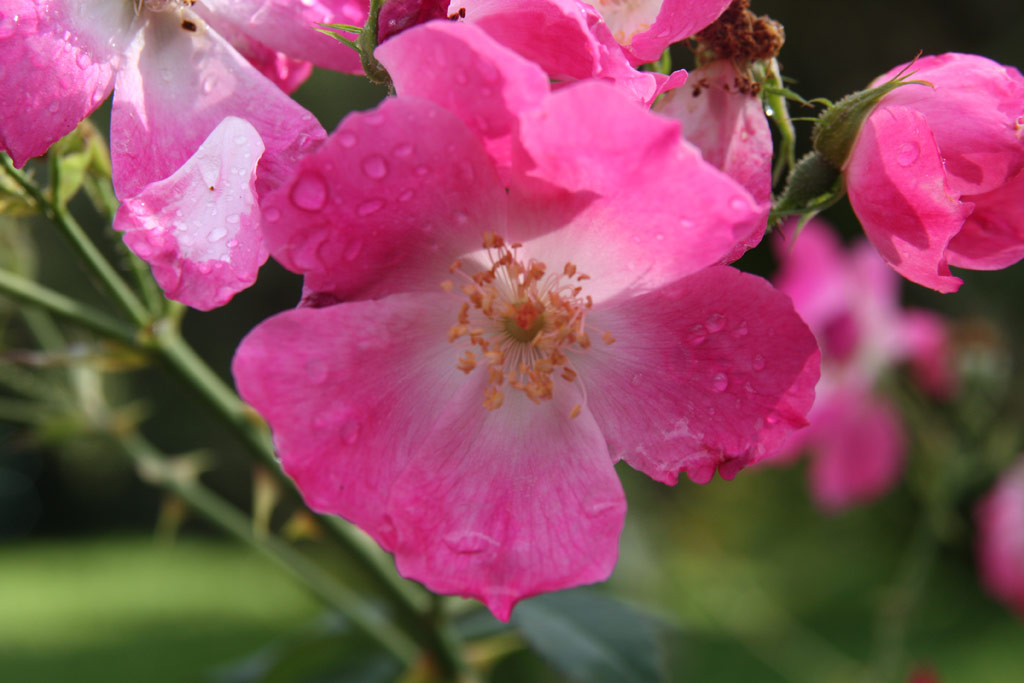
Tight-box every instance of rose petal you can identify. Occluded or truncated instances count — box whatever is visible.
[114,117,268,310]
[846,105,971,293]
[110,12,324,198]
[948,169,1024,271]
[260,96,507,301]
[577,265,820,485]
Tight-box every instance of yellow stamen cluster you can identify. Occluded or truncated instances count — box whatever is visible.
[443,232,615,415]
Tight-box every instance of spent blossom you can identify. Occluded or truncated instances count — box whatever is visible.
[233,22,819,619]
[0,0,368,310]
[771,219,950,510]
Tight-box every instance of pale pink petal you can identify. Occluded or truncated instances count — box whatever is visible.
[582,0,731,64]
[655,60,772,206]
[232,292,469,550]
[113,117,268,311]
[199,0,365,74]
[203,15,313,93]
[576,266,820,485]
[805,390,906,511]
[110,13,324,198]
[455,0,670,105]
[900,310,954,399]
[846,105,971,293]
[948,169,1024,271]
[772,219,854,333]
[375,20,550,170]
[260,97,507,301]
[0,0,126,166]
[511,80,765,302]
[389,388,623,621]
[975,457,1024,617]
[874,53,1024,196]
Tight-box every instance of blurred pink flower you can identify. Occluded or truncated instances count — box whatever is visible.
[0,0,367,310]
[976,456,1024,618]
[844,53,1024,293]
[233,22,819,619]
[772,218,950,511]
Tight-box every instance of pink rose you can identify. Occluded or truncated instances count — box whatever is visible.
[844,53,1024,293]
[976,456,1024,618]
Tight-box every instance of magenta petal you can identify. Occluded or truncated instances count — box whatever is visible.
[260,96,507,301]
[846,105,971,293]
[389,389,623,621]
[114,117,268,310]
[975,457,1024,618]
[0,0,121,166]
[586,0,731,65]
[511,81,765,299]
[199,0,365,74]
[233,293,469,549]
[948,169,1024,271]
[578,266,820,485]
[804,390,906,511]
[874,53,1024,196]
[375,21,550,169]
[110,14,324,198]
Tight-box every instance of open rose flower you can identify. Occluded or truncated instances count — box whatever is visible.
[976,456,1024,618]
[233,22,819,619]
[0,0,367,310]
[844,53,1024,293]
[771,218,951,510]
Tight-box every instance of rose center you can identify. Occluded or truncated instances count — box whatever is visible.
[442,232,615,414]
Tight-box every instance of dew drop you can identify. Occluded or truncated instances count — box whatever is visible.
[583,500,618,518]
[732,321,749,338]
[227,239,239,248]
[443,530,497,554]
[340,419,359,444]
[343,239,363,261]
[687,324,707,346]
[711,372,729,392]
[752,354,766,371]
[208,227,228,242]
[454,68,468,85]
[392,142,413,158]
[398,189,414,202]
[306,359,328,384]
[48,101,59,113]
[233,134,248,145]
[729,196,748,212]
[896,141,920,167]
[338,131,356,148]
[226,213,240,224]
[361,155,389,180]
[264,206,281,222]
[289,171,328,212]
[705,313,726,333]
[414,165,429,177]
[356,198,385,216]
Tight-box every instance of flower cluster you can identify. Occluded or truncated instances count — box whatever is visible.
[5,0,1024,624]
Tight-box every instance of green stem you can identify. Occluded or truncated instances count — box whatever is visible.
[1,154,151,327]
[0,267,138,343]
[120,430,420,666]
[764,59,798,188]
[152,324,470,679]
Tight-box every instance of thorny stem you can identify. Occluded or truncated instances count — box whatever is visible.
[119,430,422,667]
[1,151,471,681]
[2,153,151,328]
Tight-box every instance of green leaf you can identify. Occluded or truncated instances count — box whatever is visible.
[209,613,403,683]
[512,589,669,683]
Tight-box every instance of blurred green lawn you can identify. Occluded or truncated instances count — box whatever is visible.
[0,538,319,683]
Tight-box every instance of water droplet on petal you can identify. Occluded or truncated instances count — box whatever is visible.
[340,419,359,444]
[454,68,468,85]
[711,372,729,392]
[732,321,749,338]
[752,354,766,371]
[398,189,414,202]
[356,198,385,216]
[306,359,328,384]
[338,131,356,148]
[729,196,748,212]
[362,155,389,179]
[208,227,227,242]
[583,500,618,518]
[896,142,920,166]
[290,171,328,212]
[443,530,497,554]
[705,313,726,332]
[343,239,363,261]
[393,143,413,158]
[688,324,707,346]
[414,165,429,177]
[264,206,281,222]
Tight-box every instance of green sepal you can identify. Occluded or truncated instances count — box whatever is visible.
[769,150,845,229]
[812,67,932,169]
